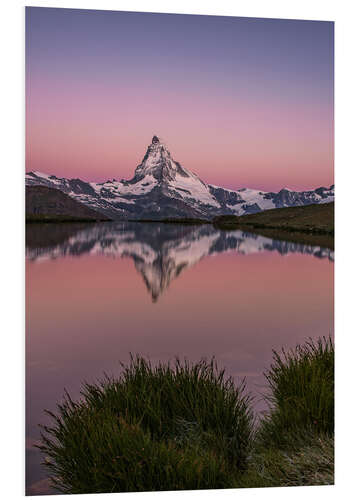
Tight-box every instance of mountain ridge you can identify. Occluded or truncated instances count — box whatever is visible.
[26,136,334,220]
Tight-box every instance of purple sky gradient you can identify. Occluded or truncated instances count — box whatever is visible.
[26,7,334,191]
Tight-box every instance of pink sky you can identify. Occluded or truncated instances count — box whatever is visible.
[26,8,334,192]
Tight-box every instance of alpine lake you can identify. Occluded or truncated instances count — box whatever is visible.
[26,221,334,495]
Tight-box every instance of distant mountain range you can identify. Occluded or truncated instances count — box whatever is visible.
[26,135,334,220]
[26,222,334,302]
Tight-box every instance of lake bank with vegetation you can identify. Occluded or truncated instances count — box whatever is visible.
[213,202,334,249]
[38,337,334,493]
[26,192,334,249]
[26,215,108,223]
[221,225,334,250]
[126,203,334,249]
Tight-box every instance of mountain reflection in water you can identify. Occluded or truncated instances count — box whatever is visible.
[26,222,334,302]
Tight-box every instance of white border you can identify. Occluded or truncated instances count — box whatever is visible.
[1,1,356,499]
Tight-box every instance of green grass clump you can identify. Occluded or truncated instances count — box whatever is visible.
[38,339,334,492]
[258,337,334,448]
[40,413,232,494]
[238,433,334,488]
[38,357,253,494]
[237,337,334,488]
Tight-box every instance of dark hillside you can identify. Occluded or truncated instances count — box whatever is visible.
[214,202,334,234]
[26,185,110,222]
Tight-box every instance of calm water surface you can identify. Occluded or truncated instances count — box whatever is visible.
[26,222,334,495]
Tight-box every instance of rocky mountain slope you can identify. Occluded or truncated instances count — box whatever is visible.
[26,185,109,222]
[26,136,334,220]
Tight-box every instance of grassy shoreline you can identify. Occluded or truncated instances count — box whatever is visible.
[26,215,109,223]
[213,203,334,234]
[128,218,210,225]
[224,225,334,250]
[26,203,334,249]
[38,337,334,493]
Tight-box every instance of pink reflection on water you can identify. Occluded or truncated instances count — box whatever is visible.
[26,242,333,494]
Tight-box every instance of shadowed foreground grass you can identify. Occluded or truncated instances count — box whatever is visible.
[38,338,334,493]
[239,337,334,488]
[258,337,334,447]
[38,359,253,493]
[239,433,334,488]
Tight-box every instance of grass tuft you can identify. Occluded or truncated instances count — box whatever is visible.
[37,339,334,492]
[38,357,253,494]
[238,433,334,488]
[258,336,334,448]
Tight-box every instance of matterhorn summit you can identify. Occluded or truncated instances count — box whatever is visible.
[130,135,207,186]
[26,135,335,220]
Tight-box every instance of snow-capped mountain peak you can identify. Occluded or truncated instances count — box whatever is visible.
[25,135,334,220]
[130,135,204,186]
